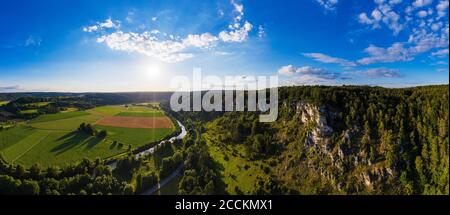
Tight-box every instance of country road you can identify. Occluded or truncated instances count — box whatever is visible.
[141,164,183,195]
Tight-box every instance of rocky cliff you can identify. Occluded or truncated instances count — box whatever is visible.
[276,101,395,194]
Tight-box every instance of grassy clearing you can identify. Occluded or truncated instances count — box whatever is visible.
[0,101,9,106]
[30,114,102,131]
[95,125,174,147]
[30,111,89,123]
[205,134,264,195]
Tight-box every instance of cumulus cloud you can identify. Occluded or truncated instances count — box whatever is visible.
[83,18,120,32]
[219,21,253,42]
[303,53,357,66]
[413,0,433,8]
[359,68,403,78]
[436,0,449,19]
[314,0,339,11]
[218,1,253,43]
[96,31,211,63]
[354,0,449,64]
[357,43,413,64]
[86,0,254,63]
[182,33,219,48]
[357,0,404,35]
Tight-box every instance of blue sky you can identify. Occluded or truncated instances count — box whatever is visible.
[0,0,448,92]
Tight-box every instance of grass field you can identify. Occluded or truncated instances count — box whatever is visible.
[30,111,90,123]
[89,105,127,116]
[0,101,9,106]
[31,114,102,131]
[0,126,37,150]
[0,103,176,167]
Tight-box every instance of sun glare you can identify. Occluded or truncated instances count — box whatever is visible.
[143,63,162,80]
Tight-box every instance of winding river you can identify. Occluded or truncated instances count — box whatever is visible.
[106,120,187,195]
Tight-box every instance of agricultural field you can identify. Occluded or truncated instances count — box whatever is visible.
[0,101,9,106]
[0,104,176,167]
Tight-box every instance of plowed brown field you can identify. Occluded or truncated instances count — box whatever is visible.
[96,116,173,128]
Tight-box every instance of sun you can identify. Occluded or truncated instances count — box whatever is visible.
[144,63,162,80]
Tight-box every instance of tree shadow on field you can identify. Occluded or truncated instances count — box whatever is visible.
[51,132,91,155]
[85,138,102,150]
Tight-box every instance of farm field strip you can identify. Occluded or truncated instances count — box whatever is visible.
[30,114,102,131]
[30,111,90,123]
[96,116,173,128]
[3,130,52,163]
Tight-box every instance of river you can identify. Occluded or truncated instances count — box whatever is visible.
[107,120,187,170]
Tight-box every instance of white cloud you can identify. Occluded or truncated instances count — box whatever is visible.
[358,43,413,64]
[359,68,402,78]
[24,35,42,47]
[151,17,157,21]
[417,10,428,17]
[219,1,254,43]
[431,48,449,56]
[258,25,265,38]
[372,9,383,21]
[219,21,253,42]
[413,0,433,8]
[355,0,449,64]
[86,0,255,63]
[357,0,413,35]
[182,33,218,48]
[436,0,449,19]
[96,31,195,63]
[359,13,374,25]
[314,0,339,11]
[278,65,296,76]
[231,0,244,21]
[278,65,339,79]
[303,53,357,66]
[83,18,120,32]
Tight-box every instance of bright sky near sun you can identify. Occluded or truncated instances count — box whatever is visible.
[0,0,448,92]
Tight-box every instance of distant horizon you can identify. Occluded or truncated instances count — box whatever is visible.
[0,83,448,95]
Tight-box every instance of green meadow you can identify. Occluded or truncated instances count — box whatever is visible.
[0,104,175,167]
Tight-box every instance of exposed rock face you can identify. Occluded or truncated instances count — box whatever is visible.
[296,101,333,148]
[280,101,394,193]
